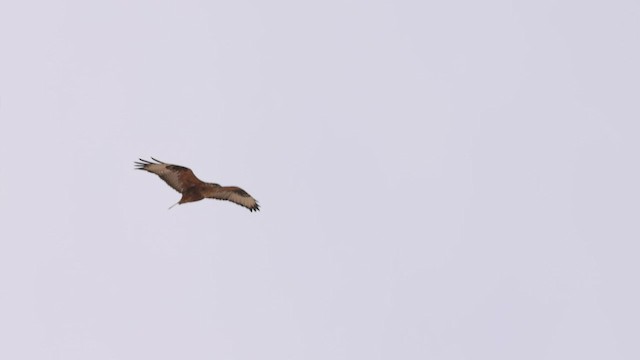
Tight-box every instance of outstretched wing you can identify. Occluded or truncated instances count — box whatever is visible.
[134,157,202,193]
[202,186,260,212]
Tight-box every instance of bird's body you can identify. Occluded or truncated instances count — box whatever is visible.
[135,158,259,212]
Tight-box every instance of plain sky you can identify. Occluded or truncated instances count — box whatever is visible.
[1,1,639,359]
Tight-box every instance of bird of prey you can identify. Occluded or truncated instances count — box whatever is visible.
[135,158,260,212]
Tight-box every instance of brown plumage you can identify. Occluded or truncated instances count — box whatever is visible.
[135,158,260,212]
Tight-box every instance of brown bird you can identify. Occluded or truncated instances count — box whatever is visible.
[135,158,260,212]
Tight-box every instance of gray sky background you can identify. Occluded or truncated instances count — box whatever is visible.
[1,1,639,359]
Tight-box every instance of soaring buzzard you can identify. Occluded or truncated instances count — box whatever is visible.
[135,158,260,212]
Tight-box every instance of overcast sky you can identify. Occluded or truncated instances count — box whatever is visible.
[1,1,639,359]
